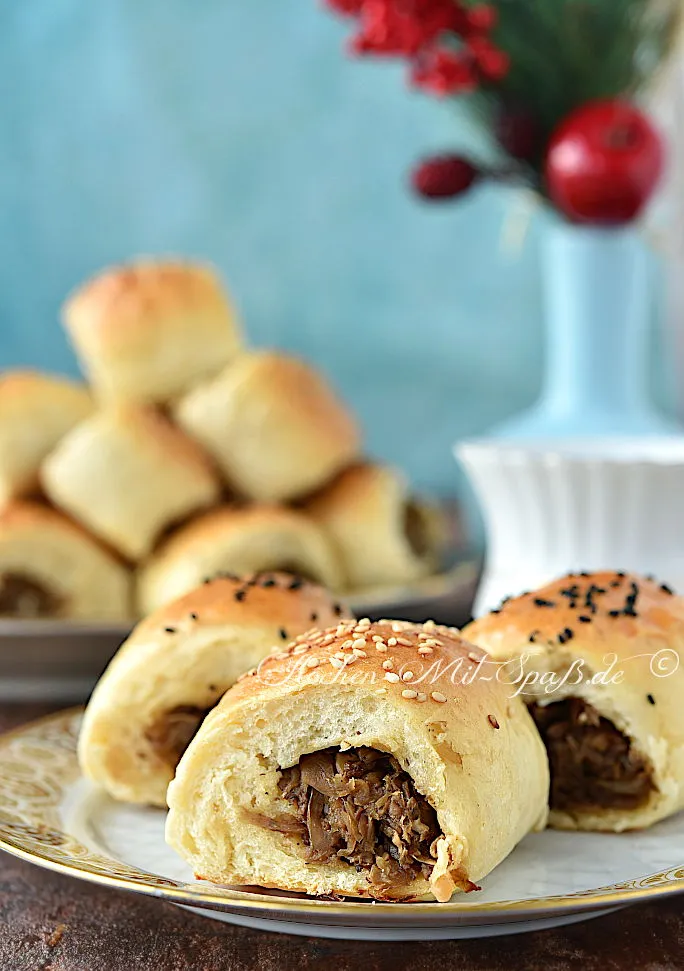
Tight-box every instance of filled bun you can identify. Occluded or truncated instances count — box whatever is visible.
[174,351,360,501]
[464,572,684,832]
[62,260,242,404]
[42,406,220,560]
[305,463,442,589]
[0,370,92,506]
[78,573,351,806]
[137,504,344,614]
[0,500,131,620]
[166,619,548,901]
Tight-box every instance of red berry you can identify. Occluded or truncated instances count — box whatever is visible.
[466,4,497,32]
[411,48,477,96]
[411,155,480,199]
[545,99,664,225]
[495,106,542,161]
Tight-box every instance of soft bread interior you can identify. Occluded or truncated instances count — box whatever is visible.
[166,686,477,900]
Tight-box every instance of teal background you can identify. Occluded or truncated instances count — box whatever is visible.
[0,2,674,496]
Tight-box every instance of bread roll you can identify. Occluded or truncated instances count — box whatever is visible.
[79,573,350,806]
[464,572,684,832]
[166,619,548,901]
[0,501,131,620]
[42,406,220,560]
[0,370,92,507]
[305,464,442,589]
[174,351,360,501]
[63,260,241,404]
[137,505,344,614]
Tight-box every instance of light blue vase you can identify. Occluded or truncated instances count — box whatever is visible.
[491,216,680,439]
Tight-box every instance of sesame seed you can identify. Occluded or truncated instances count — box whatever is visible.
[431,691,447,703]
[353,648,367,658]
[345,655,357,665]
[417,693,427,702]
[293,645,309,655]
[392,623,404,632]
[388,637,398,647]
[305,657,320,668]
[352,638,367,651]
[402,671,414,682]
[382,659,394,670]
[423,620,436,630]
[385,672,400,683]
[375,643,388,653]
[402,689,418,699]
[321,634,335,645]
[375,687,387,695]
[424,639,440,648]
[488,714,500,729]
[418,646,433,655]
[274,652,290,660]
[334,651,346,660]
[395,637,411,647]
[468,651,481,662]
[330,657,344,669]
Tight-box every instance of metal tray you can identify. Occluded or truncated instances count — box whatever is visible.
[0,558,480,701]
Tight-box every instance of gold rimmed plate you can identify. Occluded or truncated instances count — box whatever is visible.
[1,709,683,940]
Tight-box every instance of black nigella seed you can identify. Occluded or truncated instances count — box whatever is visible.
[660,584,674,595]
[164,626,176,634]
[558,632,567,644]
[578,615,591,623]
[279,628,288,640]
[189,612,198,621]
[647,694,656,706]
[611,580,621,588]
[534,598,555,607]
[616,571,625,577]
[209,683,217,692]
[488,714,500,730]
[645,574,655,582]
[262,578,276,587]
[563,627,573,640]
[289,578,304,590]
[202,577,212,584]
[235,590,246,602]
[608,610,621,618]
[310,612,318,623]
[490,609,501,615]
[333,604,343,616]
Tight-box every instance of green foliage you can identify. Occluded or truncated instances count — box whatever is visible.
[469,0,681,175]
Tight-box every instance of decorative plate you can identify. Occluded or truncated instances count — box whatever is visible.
[1,710,683,941]
[0,559,480,701]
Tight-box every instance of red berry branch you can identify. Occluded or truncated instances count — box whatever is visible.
[323,0,677,223]
[326,0,509,96]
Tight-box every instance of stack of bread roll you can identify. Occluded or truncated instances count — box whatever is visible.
[0,260,444,622]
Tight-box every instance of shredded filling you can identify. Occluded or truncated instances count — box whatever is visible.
[0,572,63,618]
[403,502,431,559]
[529,698,655,812]
[144,705,211,765]
[276,747,442,886]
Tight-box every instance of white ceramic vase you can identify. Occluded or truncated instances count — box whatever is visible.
[456,438,684,616]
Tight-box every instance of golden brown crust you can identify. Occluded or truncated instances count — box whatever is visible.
[166,618,549,899]
[78,573,351,805]
[41,406,221,561]
[464,571,684,832]
[134,573,350,641]
[304,463,440,589]
[0,500,131,619]
[174,351,361,501]
[465,571,684,663]
[137,504,345,613]
[63,260,242,403]
[229,617,494,711]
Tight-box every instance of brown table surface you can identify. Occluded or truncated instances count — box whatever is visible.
[1,702,683,971]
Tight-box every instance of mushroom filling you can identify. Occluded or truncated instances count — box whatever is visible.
[144,705,212,765]
[0,572,63,618]
[275,747,442,885]
[403,501,431,559]
[529,698,655,812]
